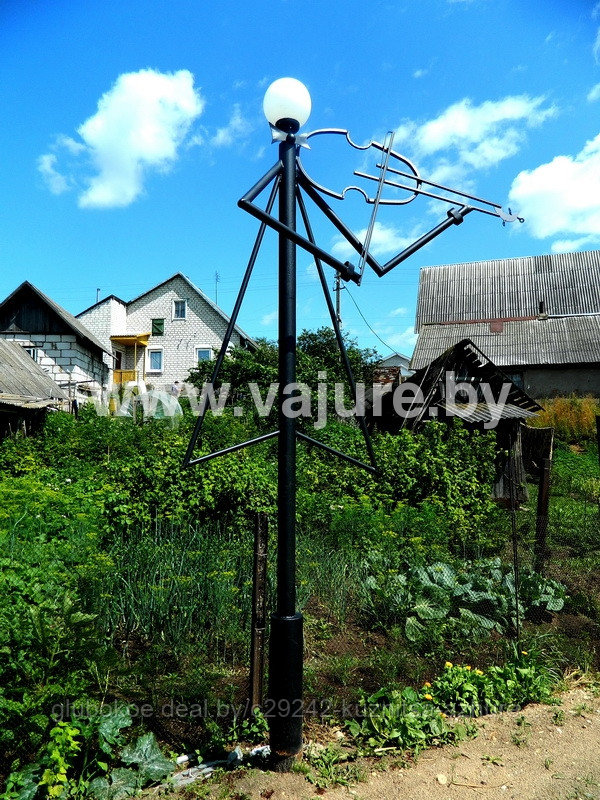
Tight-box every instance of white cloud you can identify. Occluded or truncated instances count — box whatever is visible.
[550,236,598,254]
[305,263,319,281]
[406,96,555,158]
[331,221,419,259]
[508,132,600,248]
[261,310,277,326]
[78,69,203,208]
[389,306,408,317]
[594,28,600,63]
[413,68,428,79]
[39,69,204,209]
[393,95,557,188]
[382,326,418,352]
[210,104,249,147]
[37,153,69,195]
[56,135,86,155]
[588,83,600,102]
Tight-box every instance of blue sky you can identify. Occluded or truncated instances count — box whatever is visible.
[1,0,599,357]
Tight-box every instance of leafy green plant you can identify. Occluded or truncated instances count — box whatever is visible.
[38,722,83,798]
[303,744,365,790]
[360,557,568,645]
[346,686,475,754]
[429,654,557,717]
[3,704,134,800]
[227,709,269,744]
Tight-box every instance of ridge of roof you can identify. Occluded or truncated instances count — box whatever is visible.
[125,272,256,346]
[77,294,126,317]
[0,281,111,355]
[418,248,600,274]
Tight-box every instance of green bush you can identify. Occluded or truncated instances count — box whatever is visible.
[429,653,557,716]
[0,534,105,769]
[347,686,475,754]
[0,406,507,780]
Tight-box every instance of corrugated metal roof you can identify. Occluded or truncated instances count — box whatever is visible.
[439,400,538,424]
[0,339,68,402]
[416,250,600,330]
[411,316,600,369]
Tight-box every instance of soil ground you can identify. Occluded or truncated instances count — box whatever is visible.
[185,686,600,800]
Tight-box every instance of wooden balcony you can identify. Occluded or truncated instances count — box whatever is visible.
[113,369,139,384]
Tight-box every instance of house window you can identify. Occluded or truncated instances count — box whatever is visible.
[23,346,39,362]
[151,318,165,336]
[148,349,163,372]
[173,300,186,320]
[196,348,212,362]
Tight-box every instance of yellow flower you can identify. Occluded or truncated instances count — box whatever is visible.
[445,661,453,669]
[521,650,528,655]
[423,682,431,688]
[440,712,447,718]
[424,694,433,701]
[475,669,484,675]
[464,665,471,670]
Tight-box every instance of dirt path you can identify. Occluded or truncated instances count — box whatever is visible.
[218,687,600,800]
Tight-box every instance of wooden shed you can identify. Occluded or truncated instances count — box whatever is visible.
[0,338,69,438]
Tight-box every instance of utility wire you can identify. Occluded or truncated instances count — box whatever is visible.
[344,286,398,354]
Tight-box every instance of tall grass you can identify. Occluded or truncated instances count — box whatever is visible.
[89,521,255,662]
[530,395,600,442]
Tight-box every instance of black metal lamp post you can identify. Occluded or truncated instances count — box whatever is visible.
[184,76,521,772]
[262,78,312,769]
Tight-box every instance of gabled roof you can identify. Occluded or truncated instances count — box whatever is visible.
[125,272,256,347]
[0,338,68,405]
[77,294,126,316]
[412,315,600,369]
[0,281,110,356]
[416,249,600,331]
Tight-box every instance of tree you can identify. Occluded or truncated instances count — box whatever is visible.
[185,327,380,422]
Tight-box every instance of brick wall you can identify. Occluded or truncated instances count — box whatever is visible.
[1,332,107,400]
[126,275,243,389]
[78,297,127,351]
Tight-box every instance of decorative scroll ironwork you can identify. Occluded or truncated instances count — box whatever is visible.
[184,127,522,468]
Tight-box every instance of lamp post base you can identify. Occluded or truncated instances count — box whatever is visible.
[268,612,303,770]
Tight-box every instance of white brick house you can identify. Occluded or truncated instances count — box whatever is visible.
[77,273,255,389]
[0,281,111,401]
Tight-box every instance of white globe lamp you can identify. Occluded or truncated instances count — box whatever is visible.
[263,77,311,133]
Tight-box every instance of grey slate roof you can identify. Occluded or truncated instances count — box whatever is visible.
[0,338,68,404]
[411,315,600,369]
[416,249,600,330]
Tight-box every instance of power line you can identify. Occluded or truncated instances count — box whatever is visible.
[344,286,398,354]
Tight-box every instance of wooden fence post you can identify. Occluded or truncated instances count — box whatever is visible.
[249,512,268,713]
[534,457,551,575]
